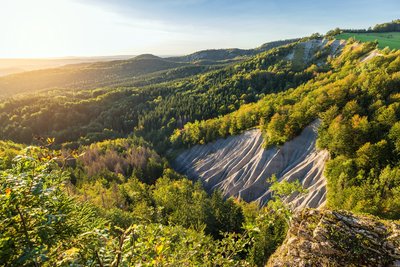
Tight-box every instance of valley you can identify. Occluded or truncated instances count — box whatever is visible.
[1,17,400,266]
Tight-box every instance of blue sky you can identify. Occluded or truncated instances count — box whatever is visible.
[0,0,399,58]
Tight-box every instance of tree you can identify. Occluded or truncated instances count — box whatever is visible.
[0,147,104,266]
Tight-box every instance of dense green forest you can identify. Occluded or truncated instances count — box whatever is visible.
[1,138,299,266]
[0,40,296,99]
[0,37,319,266]
[0,38,327,153]
[171,40,400,218]
[1,22,400,266]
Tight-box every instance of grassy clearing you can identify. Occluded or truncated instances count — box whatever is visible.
[336,32,400,50]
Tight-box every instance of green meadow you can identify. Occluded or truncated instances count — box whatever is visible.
[336,32,400,49]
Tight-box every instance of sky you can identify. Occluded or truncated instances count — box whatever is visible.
[0,0,399,58]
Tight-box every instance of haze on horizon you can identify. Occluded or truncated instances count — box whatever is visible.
[1,0,399,58]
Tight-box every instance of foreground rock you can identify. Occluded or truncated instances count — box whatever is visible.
[174,121,328,209]
[267,209,400,267]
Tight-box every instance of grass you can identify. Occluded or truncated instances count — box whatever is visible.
[336,32,400,50]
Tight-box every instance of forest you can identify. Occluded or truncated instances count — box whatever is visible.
[1,22,400,266]
[0,38,320,153]
[171,40,400,218]
[339,19,400,33]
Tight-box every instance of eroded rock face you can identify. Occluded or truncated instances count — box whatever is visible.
[286,39,345,63]
[174,121,328,209]
[267,209,400,267]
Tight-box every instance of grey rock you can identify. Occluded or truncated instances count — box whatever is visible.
[267,209,400,267]
[174,120,328,210]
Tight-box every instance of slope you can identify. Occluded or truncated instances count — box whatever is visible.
[171,40,400,219]
[0,38,324,148]
[174,120,328,209]
[336,32,400,49]
[168,39,299,63]
[0,40,298,98]
[0,54,187,98]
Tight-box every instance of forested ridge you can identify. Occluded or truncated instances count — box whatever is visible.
[171,39,400,218]
[336,19,400,33]
[0,37,326,152]
[0,39,297,99]
[0,55,187,97]
[1,25,400,266]
[0,37,310,266]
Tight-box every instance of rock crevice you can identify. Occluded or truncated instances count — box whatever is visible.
[267,209,400,267]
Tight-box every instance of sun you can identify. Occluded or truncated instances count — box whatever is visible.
[0,0,123,58]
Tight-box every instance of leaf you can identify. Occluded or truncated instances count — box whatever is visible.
[64,247,80,256]
[5,188,11,197]
[156,244,164,254]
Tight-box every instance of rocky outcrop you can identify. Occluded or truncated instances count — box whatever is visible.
[174,121,328,209]
[361,49,383,63]
[267,209,400,267]
[286,39,345,64]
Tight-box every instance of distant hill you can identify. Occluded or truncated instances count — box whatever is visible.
[0,55,187,97]
[168,39,298,63]
[0,40,298,98]
[169,48,250,63]
[0,56,134,77]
